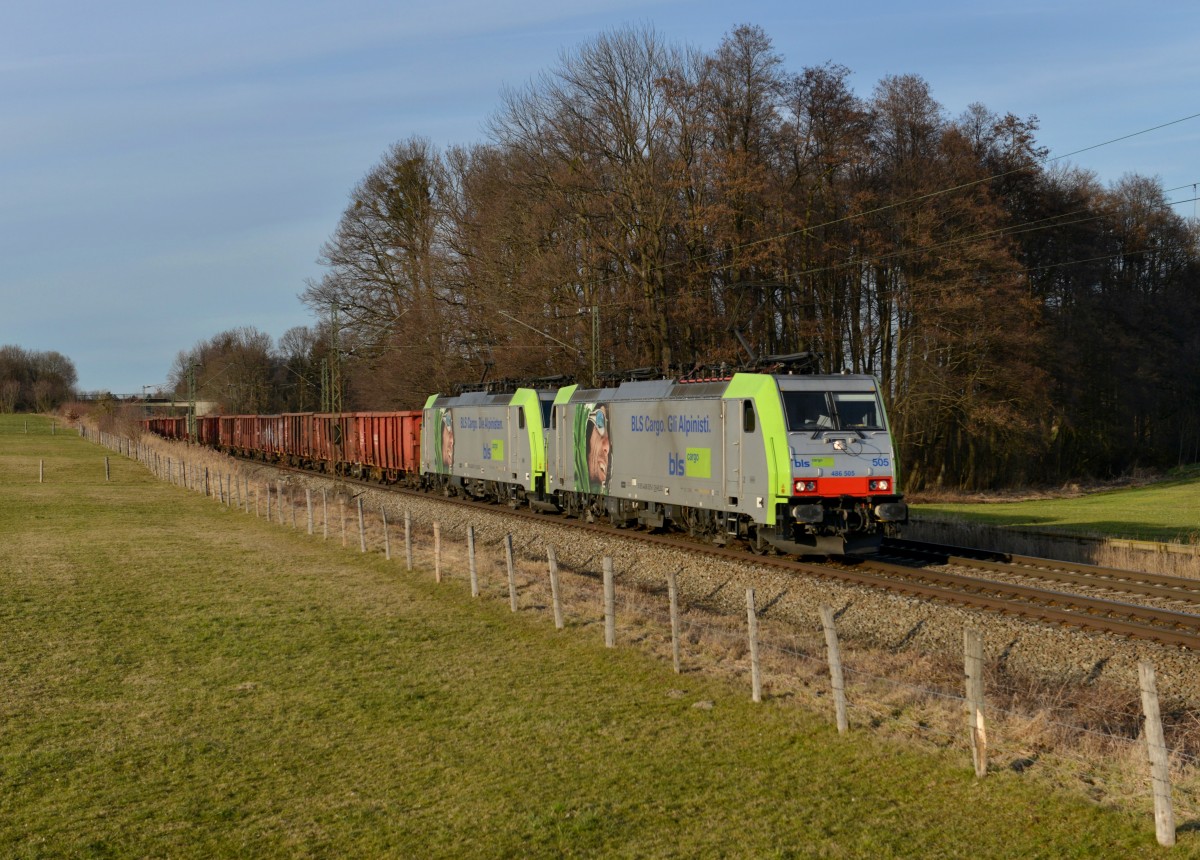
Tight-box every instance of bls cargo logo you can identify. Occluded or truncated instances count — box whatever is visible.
[668,448,711,478]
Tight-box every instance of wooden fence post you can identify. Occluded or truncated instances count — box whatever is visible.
[433,522,442,582]
[603,557,615,648]
[306,489,314,535]
[382,509,391,561]
[404,510,413,571]
[105,456,111,482]
[468,526,479,597]
[265,483,271,521]
[818,605,849,734]
[667,570,682,674]
[964,628,987,778]
[746,588,762,703]
[1139,661,1176,846]
[547,545,563,629]
[321,489,328,539]
[357,498,367,553]
[505,534,517,612]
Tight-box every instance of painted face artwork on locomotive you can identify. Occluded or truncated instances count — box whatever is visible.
[573,402,611,493]
[434,407,454,473]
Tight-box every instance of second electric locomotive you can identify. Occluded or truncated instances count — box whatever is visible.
[422,369,906,554]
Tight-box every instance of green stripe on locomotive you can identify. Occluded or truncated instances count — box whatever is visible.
[721,373,791,526]
[551,385,594,493]
[508,387,547,483]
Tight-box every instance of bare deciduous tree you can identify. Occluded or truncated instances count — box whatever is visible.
[275,21,1200,487]
[0,345,77,412]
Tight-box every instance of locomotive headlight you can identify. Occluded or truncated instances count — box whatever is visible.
[869,479,890,492]
[793,479,817,494]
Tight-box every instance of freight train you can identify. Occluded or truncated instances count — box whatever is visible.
[142,365,907,554]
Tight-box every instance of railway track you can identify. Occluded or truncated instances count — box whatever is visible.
[879,537,1200,609]
[243,458,1200,651]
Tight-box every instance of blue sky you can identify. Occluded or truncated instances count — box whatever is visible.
[4,0,1198,394]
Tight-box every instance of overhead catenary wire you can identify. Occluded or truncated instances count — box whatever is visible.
[451,199,1199,356]
[324,110,1200,365]
[457,110,1200,338]
[568,189,1200,319]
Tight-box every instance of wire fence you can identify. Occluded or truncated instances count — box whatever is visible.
[86,425,1200,847]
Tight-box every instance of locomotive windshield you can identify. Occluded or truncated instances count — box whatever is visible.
[832,392,883,430]
[782,390,884,432]
[783,390,834,430]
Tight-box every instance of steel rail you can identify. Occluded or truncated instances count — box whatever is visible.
[882,538,1200,605]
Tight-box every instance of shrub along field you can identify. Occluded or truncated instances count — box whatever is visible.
[0,415,1184,857]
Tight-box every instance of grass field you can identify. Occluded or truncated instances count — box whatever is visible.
[0,414,1187,857]
[913,467,1200,545]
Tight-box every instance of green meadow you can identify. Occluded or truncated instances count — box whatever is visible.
[914,467,1200,544]
[0,414,1184,857]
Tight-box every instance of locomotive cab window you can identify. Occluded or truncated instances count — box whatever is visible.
[518,407,526,430]
[782,390,834,430]
[742,400,755,433]
[832,392,883,430]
